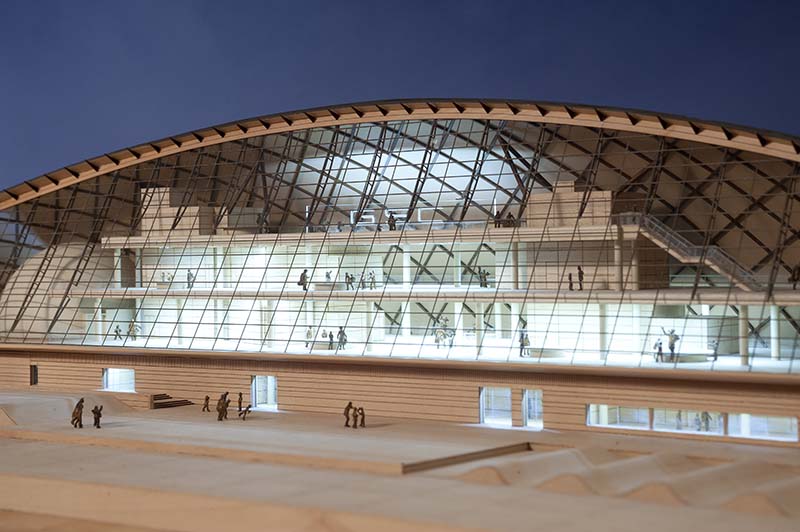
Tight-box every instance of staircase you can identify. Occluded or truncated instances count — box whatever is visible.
[152,393,193,409]
[616,212,761,291]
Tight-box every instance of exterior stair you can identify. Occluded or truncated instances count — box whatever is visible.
[616,212,761,292]
[152,393,193,409]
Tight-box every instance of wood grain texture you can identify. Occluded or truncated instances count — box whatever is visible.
[0,348,797,446]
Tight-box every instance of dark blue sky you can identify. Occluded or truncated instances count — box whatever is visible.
[1,0,798,187]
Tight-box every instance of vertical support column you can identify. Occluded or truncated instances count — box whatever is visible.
[494,303,503,341]
[113,248,122,288]
[453,302,464,347]
[512,242,520,289]
[632,304,642,355]
[401,301,412,337]
[453,249,462,287]
[512,388,524,427]
[614,227,624,290]
[770,305,781,360]
[598,303,608,360]
[402,248,412,288]
[738,305,749,366]
[630,241,639,291]
[475,303,484,356]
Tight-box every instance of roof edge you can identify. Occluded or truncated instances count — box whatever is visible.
[3,98,799,211]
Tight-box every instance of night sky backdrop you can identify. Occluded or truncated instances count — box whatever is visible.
[1,0,798,188]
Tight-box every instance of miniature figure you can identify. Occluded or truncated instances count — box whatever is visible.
[91,404,103,428]
[202,395,210,412]
[343,401,353,427]
[70,398,85,428]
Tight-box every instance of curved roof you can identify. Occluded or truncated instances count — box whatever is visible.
[3,98,800,211]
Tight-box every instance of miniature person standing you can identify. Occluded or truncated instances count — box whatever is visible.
[675,410,682,430]
[299,269,309,292]
[505,212,516,228]
[237,392,243,413]
[202,395,210,412]
[305,326,313,348]
[577,266,585,291]
[91,405,103,429]
[368,270,376,290]
[70,398,85,429]
[568,273,574,291]
[388,213,397,231]
[216,392,228,422]
[128,320,139,341]
[662,328,680,361]
[357,407,366,428]
[351,408,359,430]
[328,331,334,350]
[187,270,195,289]
[325,270,332,282]
[223,396,231,420]
[337,326,347,350]
[343,401,353,427]
[239,404,252,421]
[653,338,663,362]
[790,264,800,290]
[701,411,712,432]
[112,325,123,340]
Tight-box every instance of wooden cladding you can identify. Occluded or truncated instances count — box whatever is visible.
[0,350,798,446]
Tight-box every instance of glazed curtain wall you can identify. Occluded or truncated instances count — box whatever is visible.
[0,119,799,373]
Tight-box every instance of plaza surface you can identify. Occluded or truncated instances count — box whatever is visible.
[0,390,798,531]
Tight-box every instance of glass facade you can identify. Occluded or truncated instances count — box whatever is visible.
[0,118,799,374]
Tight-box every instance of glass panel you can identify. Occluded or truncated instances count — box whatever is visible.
[480,387,512,426]
[587,404,649,430]
[252,375,278,410]
[653,408,723,434]
[102,368,135,392]
[728,413,798,442]
[523,389,543,430]
[0,120,795,376]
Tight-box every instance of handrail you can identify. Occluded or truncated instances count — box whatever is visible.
[616,212,760,290]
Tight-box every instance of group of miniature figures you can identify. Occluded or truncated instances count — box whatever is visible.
[567,266,585,291]
[159,270,195,288]
[342,270,378,290]
[111,320,141,341]
[301,270,379,292]
[70,398,103,429]
[676,410,715,432]
[493,211,517,228]
[305,326,347,350]
[202,391,252,421]
[653,327,681,362]
[342,401,366,429]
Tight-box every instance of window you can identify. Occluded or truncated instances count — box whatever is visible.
[728,413,798,442]
[102,368,135,392]
[29,365,38,386]
[589,403,798,443]
[480,387,512,427]
[653,408,723,435]
[251,375,278,410]
[523,389,543,430]
[587,404,649,430]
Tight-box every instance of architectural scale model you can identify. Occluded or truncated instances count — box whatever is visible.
[0,99,798,445]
